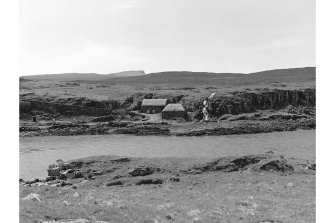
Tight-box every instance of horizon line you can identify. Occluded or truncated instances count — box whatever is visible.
[20,66,316,77]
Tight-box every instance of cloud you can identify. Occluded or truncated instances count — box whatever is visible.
[21,0,315,75]
[110,0,143,10]
[21,40,152,74]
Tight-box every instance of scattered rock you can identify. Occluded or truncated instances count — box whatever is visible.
[190,154,269,173]
[63,200,71,206]
[25,179,40,185]
[135,178,164,185]
[56,159,64,165]
[164,214,173,220]
[211,211,223,216]
[94,198,122,207]
[157,202,175,210]
[106,180,124,187]
[308,163,316,170]
[42,219,109,223]
[236,201,257,215]
[84,174,93,180]
[46,176,56,182]
[169,177,180,182]
[59,169,74,179]
[111,157,131,163]
[236,201,252,207]
[23,193,41,202]
[58,181,72,187]
[258,220,282,223]
[72,171,84,179]
[259,158,294,173]
[47,166,63,178]
[129,166,161,177]
[90,170,103,176]
[80,180,89,184]
[187,209,201,221]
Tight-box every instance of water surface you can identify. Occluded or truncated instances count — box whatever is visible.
[20,130,315,180]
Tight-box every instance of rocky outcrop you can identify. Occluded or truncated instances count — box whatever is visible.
[20,153,315,189]
[128,166,161,177]
[193,88,315,119]
[20,152,315,223]
[19,101,32,113]
[20,88,315,121]
[176,118,315,136]
[20,100,115,116]
[187,153,296,174]
[258,158,294,173]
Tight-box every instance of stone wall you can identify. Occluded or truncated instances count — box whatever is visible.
[162,111,187,120]
[141,106,165,114]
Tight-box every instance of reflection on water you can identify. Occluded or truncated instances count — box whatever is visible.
[20,130,315,180]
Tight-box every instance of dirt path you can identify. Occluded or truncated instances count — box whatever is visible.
[132,111,162,122]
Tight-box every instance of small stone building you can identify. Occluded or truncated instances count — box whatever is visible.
[141,99,167,114]
[162,104,187,120]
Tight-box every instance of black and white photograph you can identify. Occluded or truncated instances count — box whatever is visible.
[16,0,318,222]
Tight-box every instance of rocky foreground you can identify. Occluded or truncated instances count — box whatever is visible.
[20,152,315,223]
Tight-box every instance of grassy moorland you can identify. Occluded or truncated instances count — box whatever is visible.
[19,67,315,137]
[20,67,315,102]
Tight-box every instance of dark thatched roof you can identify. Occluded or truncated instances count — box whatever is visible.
[162,103,186,112]
[141,99,167,106]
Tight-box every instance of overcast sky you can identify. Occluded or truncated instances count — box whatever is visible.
[20,0,315,75]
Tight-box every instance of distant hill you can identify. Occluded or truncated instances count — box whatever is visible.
[21,67,315,86]
[246,67,316,83]
[21,70,145,81]
[103,67,315,86]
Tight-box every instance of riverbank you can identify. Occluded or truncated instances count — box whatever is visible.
[20,130,315,180]
[20,152,315,223]
[19,107,315,137]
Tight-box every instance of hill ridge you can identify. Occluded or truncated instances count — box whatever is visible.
[21,67,315,86]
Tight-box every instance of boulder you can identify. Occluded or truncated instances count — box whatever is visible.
[46,176,56,182]
[135,178,164,185]
[144,93,153,99]
[129,166,160,177]
[106,180,124,187]
[47,166,62,177]
[59,169,75,180]
[25,179,40,185]
[308,163,316,170]
[259,158,294,173]
[23,193,41,202]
